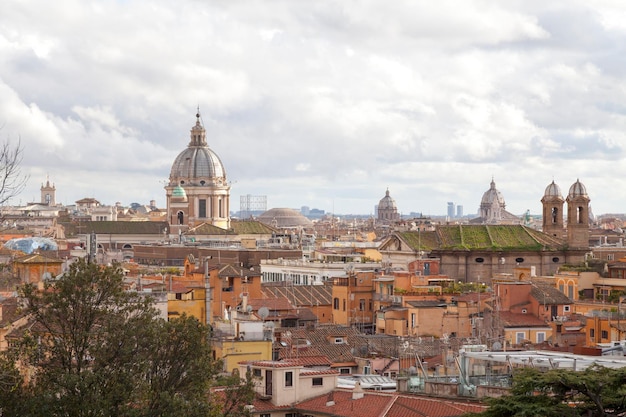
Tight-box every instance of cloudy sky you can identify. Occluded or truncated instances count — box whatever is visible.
[2,1,626,217]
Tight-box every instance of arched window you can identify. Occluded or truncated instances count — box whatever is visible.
[177,211,184,225]
[577,206,584,223]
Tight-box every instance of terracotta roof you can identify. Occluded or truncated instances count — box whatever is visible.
[276,324,362,363]
[294,390,393,417]
[219,264,259,278]
[530,282,573,305]
[249,297,294,312]
[13,253,63,264]
[262,282,332,306]
[498,311,550,327]
[293,390,487,417]
[387,394,487,417]
[185,222,235,236]
[300,369,339,376]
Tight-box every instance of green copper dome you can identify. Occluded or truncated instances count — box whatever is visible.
[172,185,187,201]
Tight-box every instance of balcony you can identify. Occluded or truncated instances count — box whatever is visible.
[373,293,393,302]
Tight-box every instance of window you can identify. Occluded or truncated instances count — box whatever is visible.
[568,285,574,299]
[359,298,365,311]
[261,414,270,417]
[334,337,344,344]
[339,368,351,374]
[199,199,207,218]
[312,377,323,386]
[515,257,525,263]
[563,305,571,312]
[590,328,595,338]
[537,332,545,343]
[552,257,560,263]
[253,368,262,377]
[333,298,339,310]
[343,299,346,311]
[475,257,484,263]
[516,332,525,344]
[601,330,609,339]
[521,308,527,314]
[363,365,371,375]
[285,371,293,387]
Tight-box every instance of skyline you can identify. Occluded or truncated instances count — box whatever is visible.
[2,1,626,216]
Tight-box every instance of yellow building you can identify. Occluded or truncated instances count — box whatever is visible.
[213,339,273,374]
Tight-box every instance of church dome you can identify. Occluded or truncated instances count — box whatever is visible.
[171,184,188,202]
[257,208,313,228]
[543,180,563,198]
[480,179,505,206]
[379,189,397,210]
[169,113,226,185]
[568,179,588,198]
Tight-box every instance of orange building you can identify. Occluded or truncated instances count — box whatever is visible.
[331,271,375,332]
[13,254,64,285]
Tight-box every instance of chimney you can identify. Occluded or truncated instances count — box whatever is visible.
[352,381,364,400]
[325,391,335,407]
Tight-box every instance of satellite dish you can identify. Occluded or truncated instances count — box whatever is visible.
[265,321,275,329]
[408,366,417,375]
[492,341,502,351]
[246,305,253,313]
[258,307,270,320]
[42,272,52,281]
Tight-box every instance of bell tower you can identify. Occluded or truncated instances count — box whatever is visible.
[566,179,590,249]
[541,180,564,238]
[40,177,56,206]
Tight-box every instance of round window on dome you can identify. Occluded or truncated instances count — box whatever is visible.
[552,257,560,263]
[475,257,484,263]
[515,258,524,263]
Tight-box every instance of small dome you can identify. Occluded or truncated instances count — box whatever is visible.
[543,180,562,198]
[257,208,313,228]
[169,113,227,185]
[481,179,505,206]
[568,179,588,198]
[171,185,188,202]
[379,189,397,210]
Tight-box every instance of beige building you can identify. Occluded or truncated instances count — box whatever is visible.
[165,111,231,236]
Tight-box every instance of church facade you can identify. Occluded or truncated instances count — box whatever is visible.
[165,112,231,237]
[379,179,593,283]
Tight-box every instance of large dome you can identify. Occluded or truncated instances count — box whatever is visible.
[257,208,313,228]
[379,189,397,210]
[169,113,226,185]
[480,179,505,206]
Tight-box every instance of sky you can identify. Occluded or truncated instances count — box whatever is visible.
[1,1,626,217]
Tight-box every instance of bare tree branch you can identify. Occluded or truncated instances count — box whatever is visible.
[0,138,28,206]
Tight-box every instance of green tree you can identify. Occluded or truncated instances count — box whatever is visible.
[468,365,626,417]
[8,258,254,417]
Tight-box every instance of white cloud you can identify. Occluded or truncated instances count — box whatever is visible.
[0,0,625,215]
